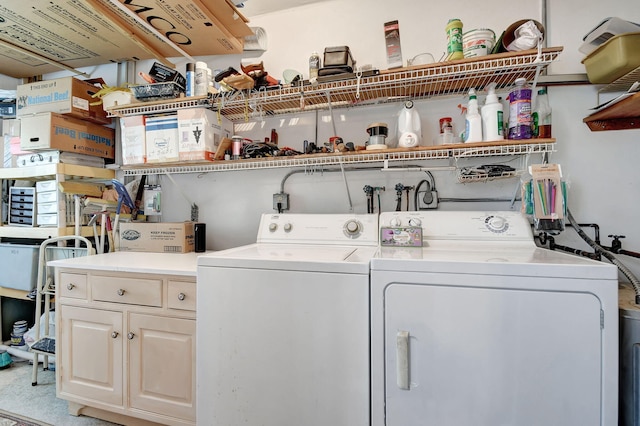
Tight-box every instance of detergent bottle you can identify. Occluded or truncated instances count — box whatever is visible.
[507,77,532,139]
[463,88,483,143]
[481,82,504,141]
[397,100,422,148]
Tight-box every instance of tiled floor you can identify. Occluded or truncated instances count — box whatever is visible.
[0,355,118,426]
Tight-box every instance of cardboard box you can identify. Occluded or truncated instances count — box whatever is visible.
[118,222,195,253]
[146,115,179,163]
[20,112,115,160]
[16,77,110,125]
[177,109,232,161]
[120,116,146,165]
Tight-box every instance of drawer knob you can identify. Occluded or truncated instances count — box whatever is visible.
[66,283,75,290]
[178,292,186,301]
[117,289,125,296]
[111,331,119,338]
[127,332,135,340]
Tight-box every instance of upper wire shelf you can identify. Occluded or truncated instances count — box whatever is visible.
[119,140,556,176]
[107,47,564,122]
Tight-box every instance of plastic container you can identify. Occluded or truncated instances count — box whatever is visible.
[194,61,208,96]
[507,78,532,140]
[309,52,320,80]
[463,29,496,58]
[481,82,504,141]
[397,100,422,148]
[581,32,640,84]
[532,88,552,138]
[463,88,483,143]
[446,19,464,61]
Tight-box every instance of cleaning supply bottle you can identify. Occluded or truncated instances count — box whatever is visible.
[507,77,532,139]
[481,82,504,141]
[532,88,552,138]
[463,88,483,143]
[445,19,464,60]
[397,100,422,148]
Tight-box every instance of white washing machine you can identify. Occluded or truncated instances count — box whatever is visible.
[197,213,378,426]
[371,210,619,426]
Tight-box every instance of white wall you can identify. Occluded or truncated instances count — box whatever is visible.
[3,0,640,279]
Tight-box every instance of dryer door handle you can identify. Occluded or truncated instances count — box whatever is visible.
[396,330,410,390]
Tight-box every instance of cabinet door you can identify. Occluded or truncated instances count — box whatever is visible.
[58,305,123,406]
[128,313,196,422]
[383,282,603,426]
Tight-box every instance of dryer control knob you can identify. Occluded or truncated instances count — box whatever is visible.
[486,215,509,233]
[283,223,292,232]
[408,218,422,227]
[390,217,402,227]
[269,223,278,232]
[344,219,362,237]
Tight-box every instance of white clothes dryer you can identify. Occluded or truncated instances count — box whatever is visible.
[197,213,378,426]
[371,210,619,426]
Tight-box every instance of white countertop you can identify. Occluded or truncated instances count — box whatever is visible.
[48,251,212,276]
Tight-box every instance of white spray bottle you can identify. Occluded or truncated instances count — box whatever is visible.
[481,82,504,141]
[397,100,422,148]
[464,88,483,143]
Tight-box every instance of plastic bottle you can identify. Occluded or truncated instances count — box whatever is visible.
[397,100,422,148]
[194,61,208,96]
[532,88,552,138]
[445,19,464,60]
[463,88,483,142]
[507,77,532,139]
[481,82,504,141]
[309,52,320,80]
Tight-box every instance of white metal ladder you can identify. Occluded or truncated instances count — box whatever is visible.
[30,235,94,386]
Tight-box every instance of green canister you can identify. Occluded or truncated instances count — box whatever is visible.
[446,19,464,60]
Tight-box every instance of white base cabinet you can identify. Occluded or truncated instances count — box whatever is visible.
[56,270,196,426]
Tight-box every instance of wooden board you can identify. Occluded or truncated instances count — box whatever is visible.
[583,91,640,131]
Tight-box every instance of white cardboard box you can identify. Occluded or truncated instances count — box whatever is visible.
[119,221,195,253]
[120,115,147,165]
[145,115,179,163]
[177,109,232,161]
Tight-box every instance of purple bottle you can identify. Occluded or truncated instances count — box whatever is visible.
[507,77,532,139]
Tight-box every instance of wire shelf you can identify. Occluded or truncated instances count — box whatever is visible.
[120,140,556,176]
[106,47,563,121]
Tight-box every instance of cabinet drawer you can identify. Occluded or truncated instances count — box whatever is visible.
[92,276,162,307]
[59,273,88,299]
[167,280,196,311]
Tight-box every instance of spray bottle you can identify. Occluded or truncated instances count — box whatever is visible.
[397,100,422,148]
[463,88,482,143]
[481,82,504,141]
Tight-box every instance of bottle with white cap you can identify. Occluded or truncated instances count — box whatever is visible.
[463,88,483,143]
[481,82,504,141]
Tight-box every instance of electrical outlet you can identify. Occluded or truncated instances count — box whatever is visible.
[273,192,289,212]
[417,190,438,209]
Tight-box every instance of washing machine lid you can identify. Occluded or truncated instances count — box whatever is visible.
[372,243,619,280]
[198,243,377,274]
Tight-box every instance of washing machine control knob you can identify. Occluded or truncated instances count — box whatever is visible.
[344,219,362,237]
[486,215,509,233]
[408,218,422,227]
[390,217,402,227]
[269,223,278,232]
[283,223,292,232]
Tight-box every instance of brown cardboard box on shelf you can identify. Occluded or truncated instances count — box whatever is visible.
[118,222,195,253]
[20,112,115,160]
[16,77,110,125]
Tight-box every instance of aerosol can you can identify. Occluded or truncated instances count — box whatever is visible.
[397,100,422,148]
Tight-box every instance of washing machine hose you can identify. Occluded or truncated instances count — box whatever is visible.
[567,209,640,304]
